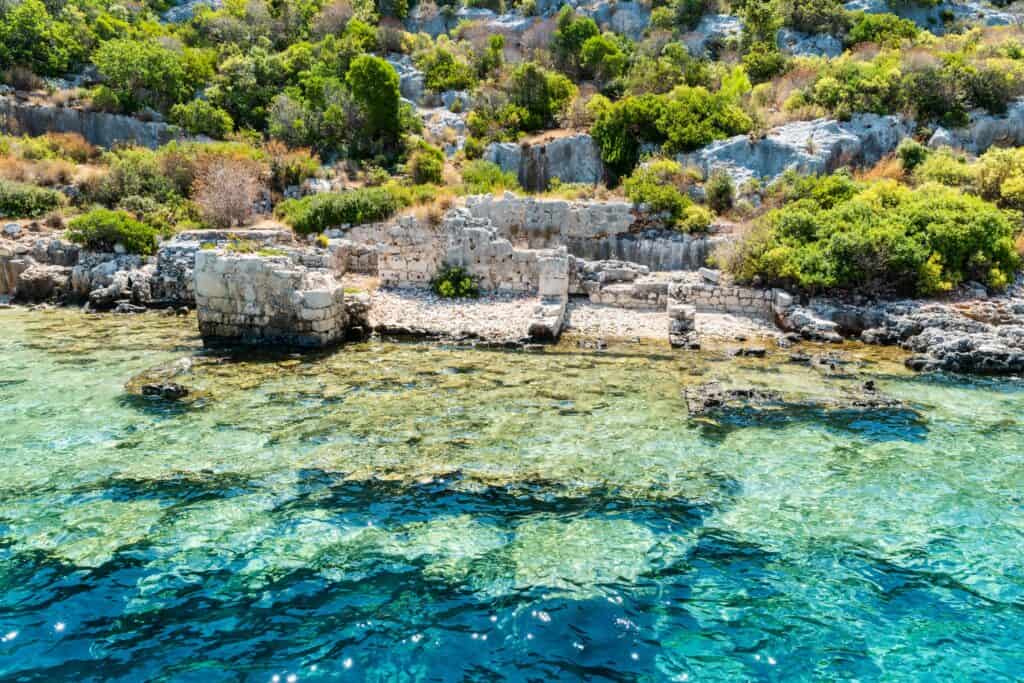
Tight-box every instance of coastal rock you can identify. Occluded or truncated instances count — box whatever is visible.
[681,114,912,188]
[16,264,71,302]
[683,380,913,419]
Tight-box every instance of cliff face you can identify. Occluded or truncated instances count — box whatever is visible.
[0,96,189,149]
[484,134,605,192]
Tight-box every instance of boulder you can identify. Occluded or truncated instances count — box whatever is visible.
[16,264,71,302]
[3,223,20,237]
[683,14,742,57]
[484,134,604,191]
[931,98,1024,154]
[776,28,843,58]
[681,113,913,188]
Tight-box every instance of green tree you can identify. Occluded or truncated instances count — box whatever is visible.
[346,54,401,147]
[0,0,83,76]
[551,6,599,75]
[508,62,577,131]
[93,39,206,113]
[170,100,235,138]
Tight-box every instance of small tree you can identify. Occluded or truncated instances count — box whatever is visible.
[346,54,401,149]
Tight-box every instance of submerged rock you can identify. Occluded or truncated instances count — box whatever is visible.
[683,380,912,419]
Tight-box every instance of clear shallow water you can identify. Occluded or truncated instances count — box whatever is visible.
[1,310,1023,682]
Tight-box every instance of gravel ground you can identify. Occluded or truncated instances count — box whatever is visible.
[369,287,538,340]
[564,301,668,340]
[696,312,779,340]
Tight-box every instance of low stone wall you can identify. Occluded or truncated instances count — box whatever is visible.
[377,216,446,288]
[668,274,792,320]
[194,250,352,347]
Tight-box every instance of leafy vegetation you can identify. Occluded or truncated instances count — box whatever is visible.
[431,265,479,298]
[66,208,159,255]
[729,173,1020,295]
[0,179,64,218]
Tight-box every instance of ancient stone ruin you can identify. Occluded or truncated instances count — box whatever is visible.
[194,250,367,348]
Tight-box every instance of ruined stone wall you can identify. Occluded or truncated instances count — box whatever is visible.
[194,250,350,347]
[463,194,717,271]
[376,211,557,294]
[668,279,781,319]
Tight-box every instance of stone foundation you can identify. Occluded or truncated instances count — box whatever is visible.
[194,250,354,348]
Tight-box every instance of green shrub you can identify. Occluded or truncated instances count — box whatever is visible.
[463,137,485,160]
[673,0,706,30]
[66,209,159,255]
[706,169,735,213]
[551,6,600,75]
[973,147,1024,210]
[846,12,919,46]
[431,265,479,298]
[416,45,476,92]
[0,180,64,218]
[913,149,974,187]
[277,186,402,234]
[590,94,666,177]
[624,159,692,221]
[896,138,930,171]
[657,82,754,153]
[680,204,714,233]
[460,160,519,194]
[730,178,1020,296]
[170,100,234,138]
[742,42,788,83]
[406,139,445,185]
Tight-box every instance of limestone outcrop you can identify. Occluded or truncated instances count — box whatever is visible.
[844,0,1017,35]
[681,114,912,188]
[484,134,604,191]
[0,96,190,149]
[929,98,1024,154]
[194,250,358,348]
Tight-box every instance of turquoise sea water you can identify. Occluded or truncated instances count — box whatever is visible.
[1,309,1023,681]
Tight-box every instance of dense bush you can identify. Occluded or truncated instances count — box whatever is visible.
[846,12,919,46]
[431,265,479,298]
[623,159,693,224]
[706,169,735,213]
[508,62,577,131]
[779,0,851,36]
[731,176,1020,295]
[406,139,445,185]
[551,7,599,76]
[0,179,64,218]
[0,0,84,77]
[276,186,402,234]
[93,39,213,113]
[416,45,475,92]
[170,100,235,138]
[460,160,518,194]
[896,138,929,171]
[66,209,159,255]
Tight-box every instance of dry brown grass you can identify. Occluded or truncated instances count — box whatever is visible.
[857,155,905,182]
[1016,232,1024,259]
[0,157,76,186]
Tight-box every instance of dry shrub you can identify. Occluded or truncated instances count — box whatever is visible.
[377,18,406,52]
[3,66,43,91]
[264,140,320,192]
[0,157,75,186]
[311,0,354,38]
[858,155,905,182]
[1016,232,1024,259]
[560,92,595,129]
[899,46,941,72]
[521,18,556,55]
[192,154,267,228]
[44,132,98,163]
[45,211,65,229]
[74,165,108,201]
